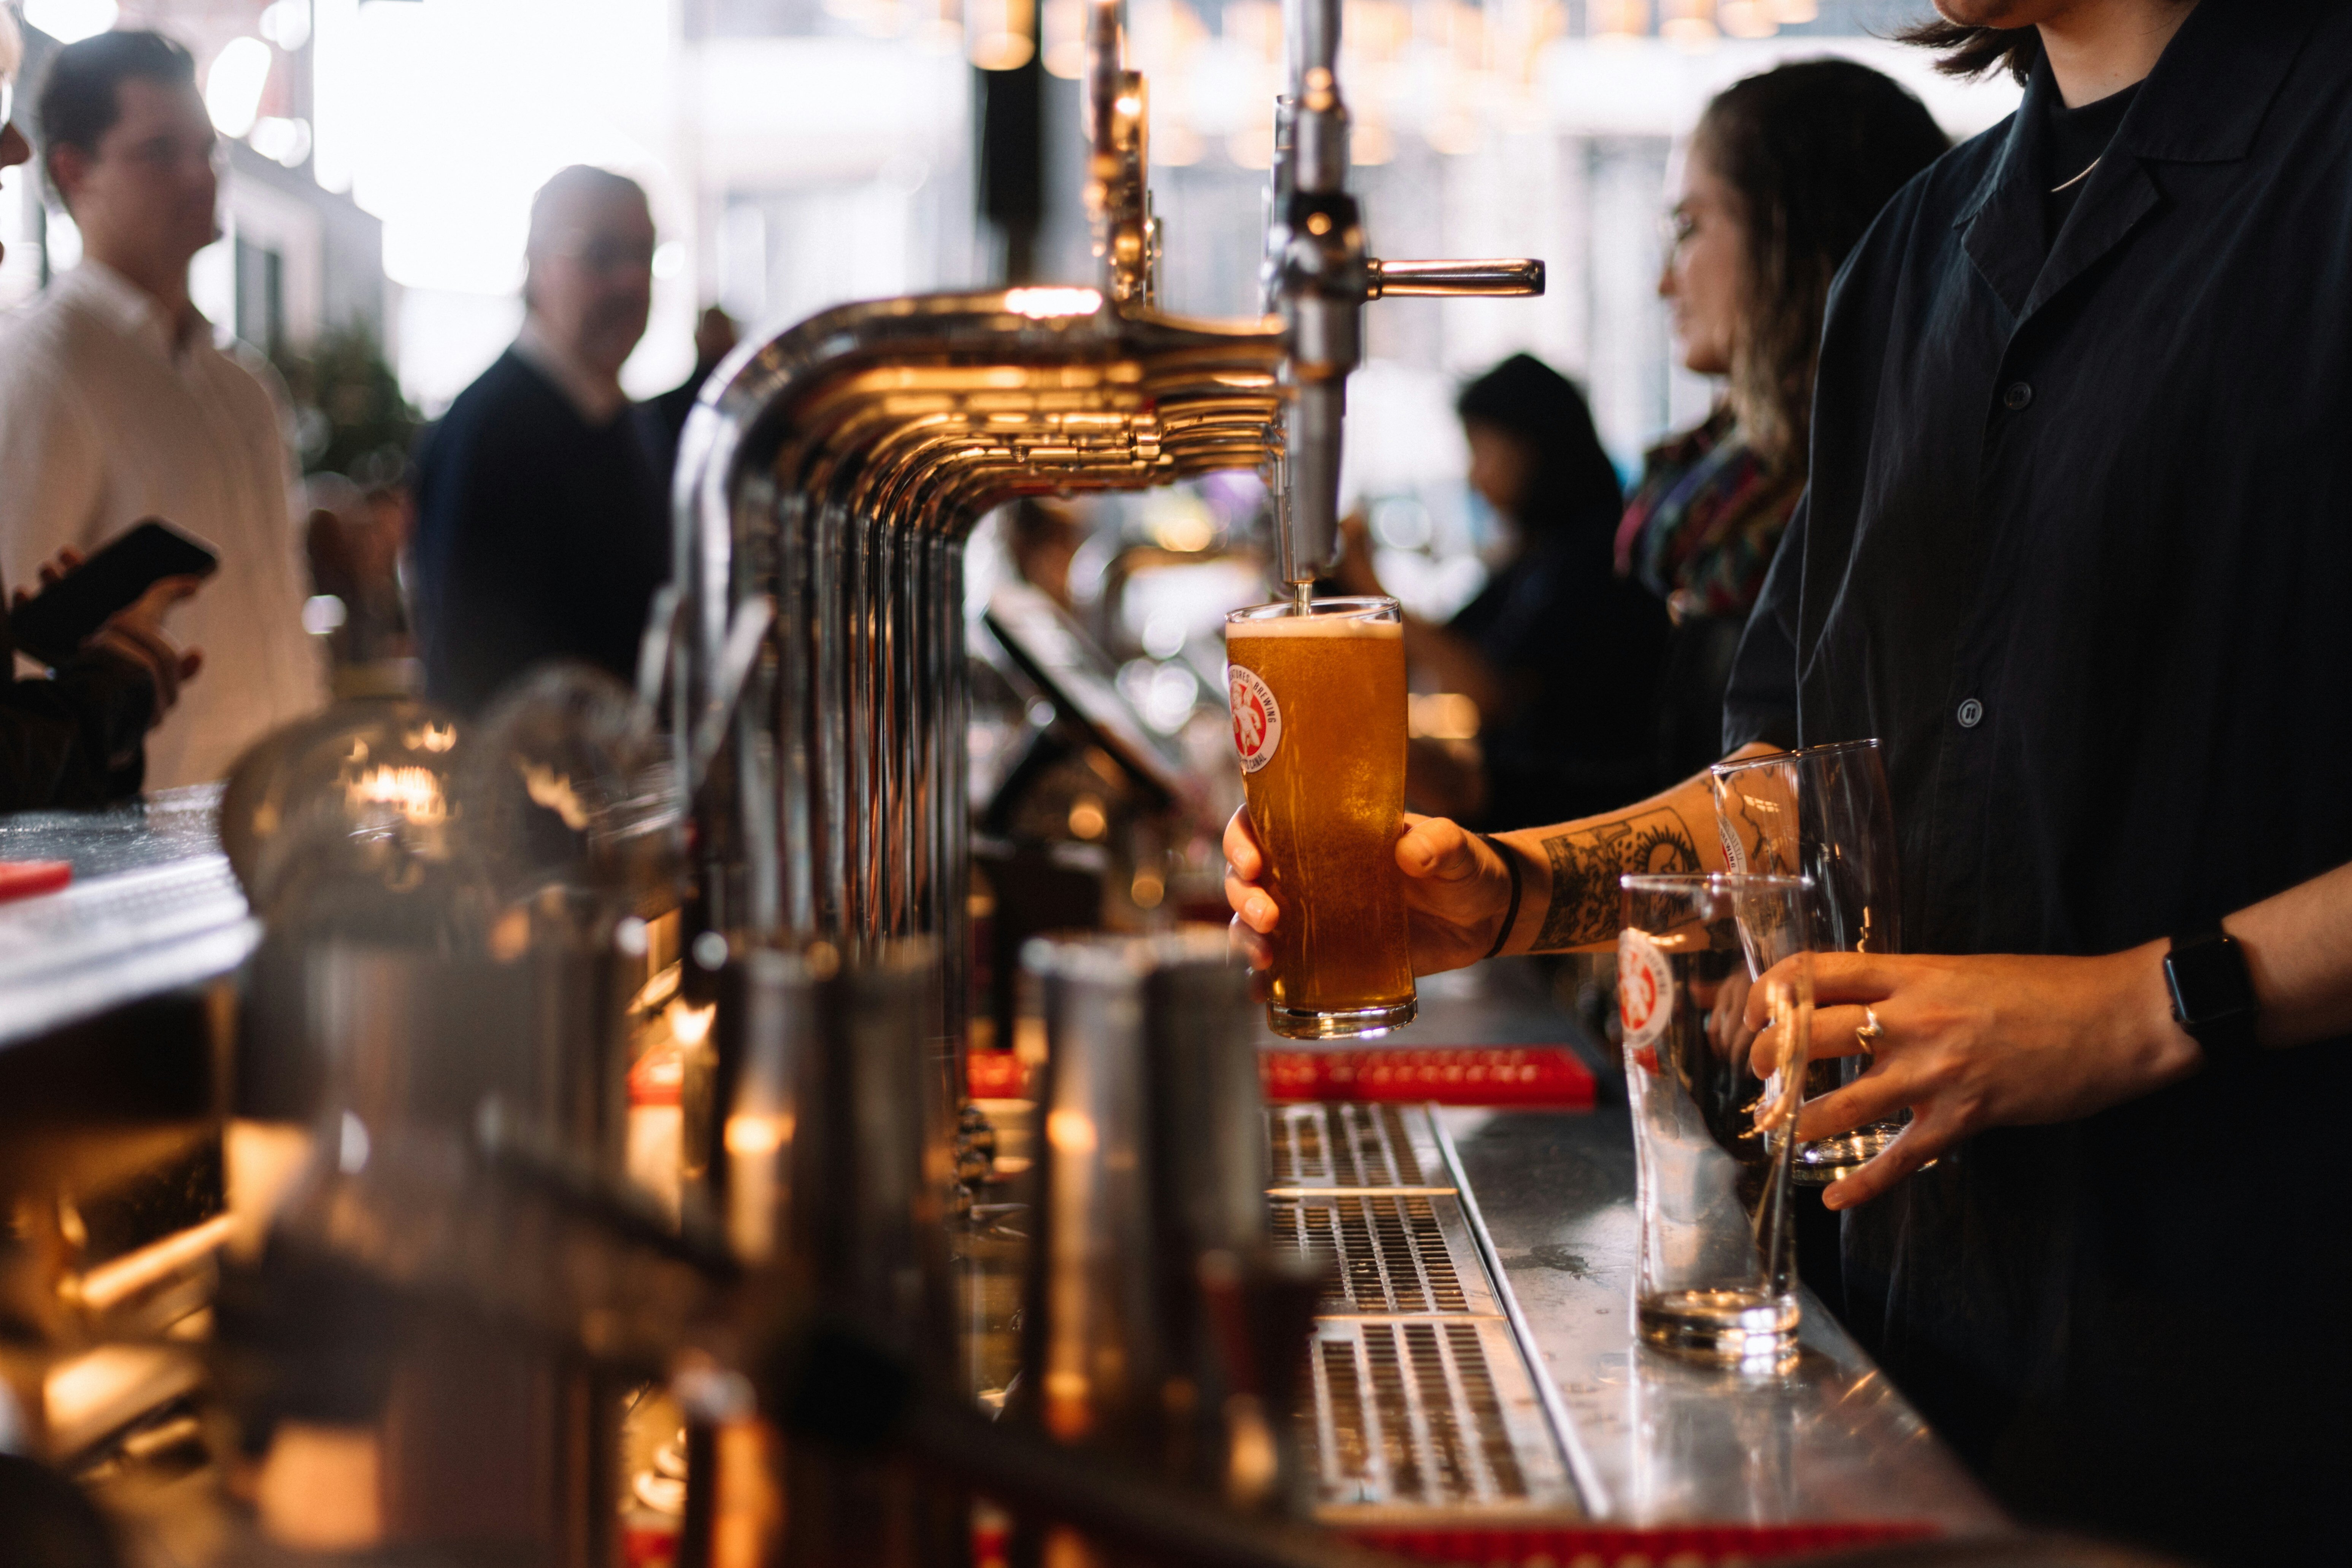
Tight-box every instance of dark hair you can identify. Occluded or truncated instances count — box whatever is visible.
[34,29,196,189]
[1694,60,1950,470]
[1895,19,2045,86]
[1455,354,1624,547]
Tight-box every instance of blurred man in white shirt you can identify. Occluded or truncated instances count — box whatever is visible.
[0,30,321,790]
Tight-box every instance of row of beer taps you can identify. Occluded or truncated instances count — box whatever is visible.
[173,1,1551,1563]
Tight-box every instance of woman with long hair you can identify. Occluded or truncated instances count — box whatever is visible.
[1621,60,1949,778]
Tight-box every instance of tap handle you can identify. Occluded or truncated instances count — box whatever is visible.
[1366,257,1546,299]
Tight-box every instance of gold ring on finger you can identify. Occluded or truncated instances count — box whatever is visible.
[1854,1006,1885,1055]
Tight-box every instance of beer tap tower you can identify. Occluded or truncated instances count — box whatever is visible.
[1263,0,1545,596]
[196,9,1549,1563]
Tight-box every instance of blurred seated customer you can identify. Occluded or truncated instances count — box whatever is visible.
[1005,497,1088,610]
[5,546,203,811]
[651,304,740,462]
[1618,60,1947,779]
[302,462,414,693]
[413,166,670,715]
[1338,354,1669,830]
[0,26,322,789]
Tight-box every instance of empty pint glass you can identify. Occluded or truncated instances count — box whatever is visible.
[1620,873,1810,1367]
[1709,740,1905,1182]
[1224,597,1415,1039]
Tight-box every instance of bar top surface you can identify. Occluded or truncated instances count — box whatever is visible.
[1346,959,2004,1534]
[0,786,255,1047]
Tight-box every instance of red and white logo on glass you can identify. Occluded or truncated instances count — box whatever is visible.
[1228,666,1282,774]
[1618,929,1674,1072]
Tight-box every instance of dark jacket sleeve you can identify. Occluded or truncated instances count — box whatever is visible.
[1720,486,1805,754]
[0,642,155,812]
[413,394,559,714]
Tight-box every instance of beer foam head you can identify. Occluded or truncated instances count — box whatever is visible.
[1224,611,1401,640]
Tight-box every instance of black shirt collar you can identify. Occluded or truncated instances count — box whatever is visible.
[1953,0,2322,322]
[1958,0,2320,233]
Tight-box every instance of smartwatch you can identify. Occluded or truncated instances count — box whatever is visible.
[2163,925,2259,1067]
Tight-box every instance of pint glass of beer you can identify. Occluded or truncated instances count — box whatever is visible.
[1223,597,1415,1039]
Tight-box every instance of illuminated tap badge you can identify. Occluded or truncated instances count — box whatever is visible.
[1229,665,1282,773]
[1618,929,1673,1067]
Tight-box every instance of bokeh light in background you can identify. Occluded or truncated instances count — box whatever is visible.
[0,0,2014,475]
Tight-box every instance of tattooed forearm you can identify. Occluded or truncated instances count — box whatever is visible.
[1531,808,1702,950]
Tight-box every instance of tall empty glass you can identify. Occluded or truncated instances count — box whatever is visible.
[1709,740,1904,1182]
[1225,597,1415,1038]
[1619,873,1811,1367]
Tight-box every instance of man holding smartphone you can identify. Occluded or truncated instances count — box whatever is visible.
[0,14,203,809]
[0,29,321,790]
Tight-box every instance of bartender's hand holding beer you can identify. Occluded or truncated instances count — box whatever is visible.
[1223,807,1519,977]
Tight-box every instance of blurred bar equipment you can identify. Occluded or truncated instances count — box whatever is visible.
[1020,930,1311,1519]
[0,1,1552,1561]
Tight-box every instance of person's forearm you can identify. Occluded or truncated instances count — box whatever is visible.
[1486,744,1780,954]
[2222,860,2352,1049]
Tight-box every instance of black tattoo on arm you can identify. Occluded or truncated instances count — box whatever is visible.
[1531,808,1702,951]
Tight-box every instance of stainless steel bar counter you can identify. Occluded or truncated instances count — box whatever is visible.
[1326,960,2005,1538]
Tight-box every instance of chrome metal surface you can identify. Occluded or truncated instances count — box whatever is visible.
[0,852,254,1049]
[1279,1103,1579,1522]
[1269,961,2007,1535]
[1261,0,1542,589]
[1020,930,1293,1507]
[1364,259,1547,298]
[1266,1103,1437,1193]
[1416,965,2004,1533]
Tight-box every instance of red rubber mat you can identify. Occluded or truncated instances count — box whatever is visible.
[1260,1046,1595,1109]
[0,860,71,903]
[967,1045,1595,1108]
[1353,1520,1941,1565]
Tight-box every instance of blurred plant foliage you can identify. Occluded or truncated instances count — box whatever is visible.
[274,323,420,479]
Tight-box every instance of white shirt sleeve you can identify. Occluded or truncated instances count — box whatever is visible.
[0,337,107,602]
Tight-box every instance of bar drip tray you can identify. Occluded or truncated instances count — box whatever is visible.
[1269,1104,1583,1523]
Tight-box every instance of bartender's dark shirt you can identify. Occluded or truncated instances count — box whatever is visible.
[1724,4,2352,1561]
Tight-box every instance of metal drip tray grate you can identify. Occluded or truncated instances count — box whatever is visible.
[1275,1103,1582,1521]
[1304,1317,1571,1515]
[1271,1193,1496,1318]
[1267,1103,1439,1191]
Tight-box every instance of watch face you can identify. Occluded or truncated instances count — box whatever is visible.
[2169,935,2255,1027]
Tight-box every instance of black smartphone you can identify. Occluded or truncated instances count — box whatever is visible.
[9,519,219,667]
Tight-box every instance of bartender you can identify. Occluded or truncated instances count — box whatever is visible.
[1227,1,2352,1561]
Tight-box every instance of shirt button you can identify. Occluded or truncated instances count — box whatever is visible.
[2003,381,2033,411]
[1957,697,1985,728]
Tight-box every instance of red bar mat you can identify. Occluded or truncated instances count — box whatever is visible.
[1261,1046,1595,1109]
[1351,1520,1941,1566]
[0,860,72,903]
[967,1049,1029,1099]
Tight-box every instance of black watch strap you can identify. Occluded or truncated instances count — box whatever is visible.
[2164,925,2259,1067]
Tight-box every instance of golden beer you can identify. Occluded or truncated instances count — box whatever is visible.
[1224,597,1416,1037]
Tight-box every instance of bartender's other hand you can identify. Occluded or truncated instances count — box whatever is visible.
[1743,946,2197,1211]
[1224,805,1513,976]
[8,545,86,608]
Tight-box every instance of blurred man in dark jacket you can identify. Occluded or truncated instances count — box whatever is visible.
[412,165,669,714]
